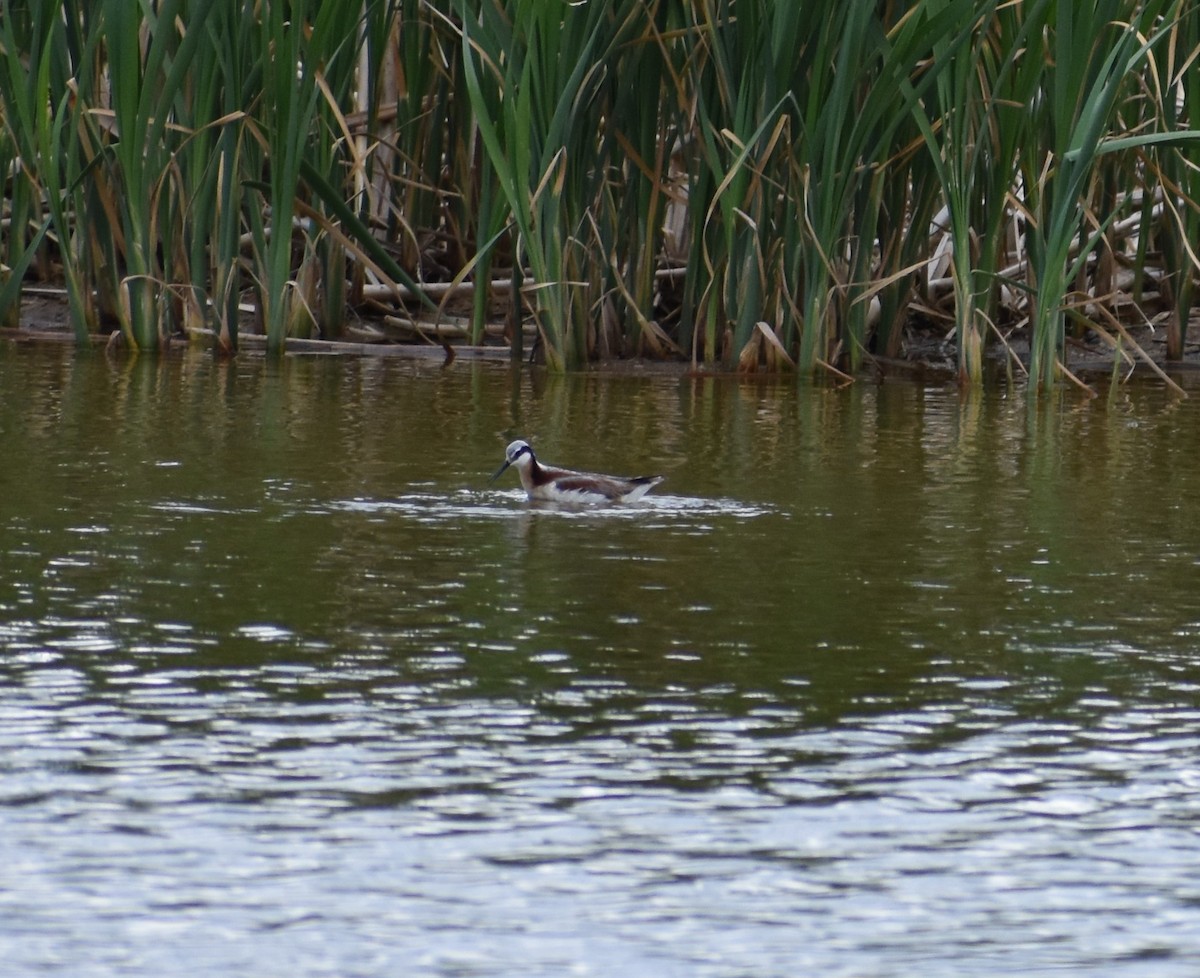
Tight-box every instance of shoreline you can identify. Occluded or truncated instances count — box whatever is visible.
[9,288,1200,390]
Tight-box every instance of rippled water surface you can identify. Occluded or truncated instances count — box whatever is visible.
[4,344,1200,976]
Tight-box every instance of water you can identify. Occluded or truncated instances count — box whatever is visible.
[3,342,1200,976]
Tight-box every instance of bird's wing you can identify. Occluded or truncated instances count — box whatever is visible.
[550,474,627,499]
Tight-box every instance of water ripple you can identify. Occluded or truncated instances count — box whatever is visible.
[328,489,776,522]
[3,638,1200,977]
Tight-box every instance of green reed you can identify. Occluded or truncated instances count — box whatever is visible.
[457,0,628,369]
[1149,8,1200,360]
[102,0,220,350]
[0,0,59,328]
[914,0,1033,384]
[1,0,1199,391]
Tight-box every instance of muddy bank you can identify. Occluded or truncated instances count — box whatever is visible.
[10,287,1200,389]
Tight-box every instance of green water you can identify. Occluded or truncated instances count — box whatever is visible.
[3,342,1200,976]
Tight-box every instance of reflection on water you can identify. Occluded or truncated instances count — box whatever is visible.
[3,344,1200,976]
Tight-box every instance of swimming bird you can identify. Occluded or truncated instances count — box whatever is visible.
[490,439,664,503]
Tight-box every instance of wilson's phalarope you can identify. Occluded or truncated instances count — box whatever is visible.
[490,439,664,503]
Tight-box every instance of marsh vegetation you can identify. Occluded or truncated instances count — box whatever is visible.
[2,0,1200,390]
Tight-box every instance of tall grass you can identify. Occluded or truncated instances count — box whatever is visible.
[1150,7,1200,360]
[914,0,1038,384]
[1,0,1199,390]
